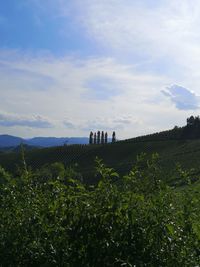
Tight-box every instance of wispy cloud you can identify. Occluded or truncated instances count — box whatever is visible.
[71,1,200,58]
[0,112,53,128]
[113,116,134,125]
[80,116,141,132]
[24,1,200,87]
[63,119,76,129]
[84,76,122,101]
[44,0,200,93]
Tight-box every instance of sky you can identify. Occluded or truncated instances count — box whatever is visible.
[1,0,200,139]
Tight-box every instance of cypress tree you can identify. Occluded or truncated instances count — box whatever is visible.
[94,132,97,144]
[89,131,93,145]
[105,132,108,144]
[112,131,116,143]
[97,131,100,144]
[101,131,104,144]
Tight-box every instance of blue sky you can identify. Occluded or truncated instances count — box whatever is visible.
[0,0,94,55]
[1,0,200,138]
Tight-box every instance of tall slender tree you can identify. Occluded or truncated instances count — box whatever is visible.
[105,132,108,144]
[94,132,97,144]
[112,131,116,143]
[97,131,100,144]
[101,131,104,144]
[89,131,93,145]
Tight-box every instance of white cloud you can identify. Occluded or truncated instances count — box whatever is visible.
[72,0,200,57]
[51,0,200,92]
[21,0,200,76]
[0,49,174,138]
[3,0,200,138]
[161,85,200,110]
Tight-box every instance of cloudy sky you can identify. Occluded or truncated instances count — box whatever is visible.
[1,0,200,139]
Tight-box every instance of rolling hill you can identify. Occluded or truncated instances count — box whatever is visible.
[1,124,200,185]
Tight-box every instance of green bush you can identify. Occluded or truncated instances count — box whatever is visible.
[0,154,200,266]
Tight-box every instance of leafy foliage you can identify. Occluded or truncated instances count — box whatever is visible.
[0,155,200,266]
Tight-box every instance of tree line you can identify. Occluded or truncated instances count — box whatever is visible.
[186,115,200,126]
[89,131,116,145]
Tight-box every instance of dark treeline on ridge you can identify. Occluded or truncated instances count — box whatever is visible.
[122,116,200,143]
[89,116,200,146]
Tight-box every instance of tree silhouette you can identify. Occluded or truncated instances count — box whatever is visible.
[194,116,200,126]
[101,131,104,144]
[94,132,97,144]
[97,131,100,144]
[187,116,195,126]
[183,116,200,139]
[89,131,93,145]
[105,132,108,144]
[112,131,116,143]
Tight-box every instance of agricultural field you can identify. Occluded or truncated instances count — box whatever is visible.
[1,126,200,185]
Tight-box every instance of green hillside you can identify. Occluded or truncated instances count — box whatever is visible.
[1,121,200,265]
[1,121,200,184]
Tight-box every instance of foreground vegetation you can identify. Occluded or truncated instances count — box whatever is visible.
[0,154,200,266]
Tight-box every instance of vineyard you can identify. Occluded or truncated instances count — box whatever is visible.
[2,131,200,185]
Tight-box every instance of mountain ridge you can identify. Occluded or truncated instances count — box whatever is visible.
[0,134,89,148]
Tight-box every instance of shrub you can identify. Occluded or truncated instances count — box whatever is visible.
[0,155,199,266]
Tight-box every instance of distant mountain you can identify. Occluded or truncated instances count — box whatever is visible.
[0,135,89,148]
[25,137,89,147]
[0,135,24,147]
